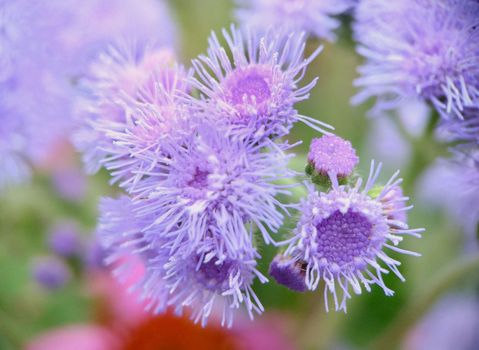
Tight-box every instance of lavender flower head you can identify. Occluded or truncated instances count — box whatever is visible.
[130,123,296,253]
[75,42,189,176]
[32,256,71,290]
[1,0,177,188]
[307,134,359,179]
[353,0,479,119]
[418,150,479,246]
[235,0,353,42]
[98,196,266,328]
[405,294,479,350]
[281,162,423,311]
[48,223,82,258]
[191,26,331,138]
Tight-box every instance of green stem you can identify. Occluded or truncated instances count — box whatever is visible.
[369,254,479,350]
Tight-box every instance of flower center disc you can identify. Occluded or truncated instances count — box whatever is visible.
[315,209,372,266]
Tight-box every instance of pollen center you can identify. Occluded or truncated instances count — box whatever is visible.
[187,167,210,189]
[315,209,372,266]
[226,68,271,105]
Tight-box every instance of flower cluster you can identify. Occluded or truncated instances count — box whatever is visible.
[353,0,479,122]
[234,0,353,42]
[270,137,423,311]
[81,26,328,326]
[0,0,176,190]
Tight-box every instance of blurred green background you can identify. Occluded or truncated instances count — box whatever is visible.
[0,1,475,349]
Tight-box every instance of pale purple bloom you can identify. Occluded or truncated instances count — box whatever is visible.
[74,43,189,177]
[129,123,296,253]
[190,26,331,138]
[162,238,267,327]
[235,0,353,42]
[48,223,82,258]
[98,195,266,327]
[405,294,479,350]
[438,107,479,145]
[51,167,87,202]
[366,117,411,171]
[307,134,359,179]
[418,151,479,248]
[1,0,176,187]
[353,0,479,120]
[32,256,71,290]
[282,162,423,311]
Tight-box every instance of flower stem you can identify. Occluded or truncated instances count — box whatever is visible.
[369,254,479,350]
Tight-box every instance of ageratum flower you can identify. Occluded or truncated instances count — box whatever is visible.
[0,103,29,190]
[98,196,267,327]
[190,26,331,138]
[405,294,479,350]
[130,122,296,253]
[163,237,267,327]
[75,42,190,177]
[32,256,71,290]
[281,162,423,311]
[419,150,479,247]
[307,134,359,179]
[353,0,479,119]
[235,0,353,42]
[0,0,177,188]
[438,107,479,146]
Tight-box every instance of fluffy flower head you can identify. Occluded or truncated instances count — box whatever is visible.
[353,0,479,119]
[191,26,330,138]
[282,162,423,311]
[235,0,353,42]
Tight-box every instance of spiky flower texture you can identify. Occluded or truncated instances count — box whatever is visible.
[280,163,423,311]
[353,0,479,120]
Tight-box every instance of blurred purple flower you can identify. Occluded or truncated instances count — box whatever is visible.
[74,43,190,177]
[418,151,479,248]
[352,0,479,120]
[235,0,353,42]
[190,26,331,138]
[0,0,177,188]
[51,167,87,202]
[281,162,423,311]
[32,256,71,290]
[98,195,267,328]
[48,223,82,258]
[405,294,479,350]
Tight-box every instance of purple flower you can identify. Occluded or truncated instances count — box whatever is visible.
[352,0,479,120]
[269,254,307,292]
[74,42,190,177]
[129,123,296,253]
[48,223,82,258]
[405,294,479,350]
[0,105,29,190]
[235,0,353,42]
[438,107,479,146]
[307,134,359,179]
[162,238,267,327]
[418,151,479,247]
[32,256,71,290]
[190,26,331,138]
[1,0,177,187]
[98,195,267,327]
[281,162,423,311]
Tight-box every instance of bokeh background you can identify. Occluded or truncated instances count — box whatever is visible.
[0,1,477,349]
